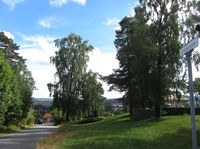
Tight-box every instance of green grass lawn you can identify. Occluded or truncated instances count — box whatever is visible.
[0,124,25,136]
[0,132,6,136]
[51,114,200,149]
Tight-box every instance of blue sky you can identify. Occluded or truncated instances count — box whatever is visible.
[0,0,138,98]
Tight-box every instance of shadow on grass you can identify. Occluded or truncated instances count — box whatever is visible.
[62,128,197,149]
[73,114,167,137]
[56,114,200,149]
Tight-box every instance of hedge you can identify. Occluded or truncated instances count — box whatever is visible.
[162,108,200,116]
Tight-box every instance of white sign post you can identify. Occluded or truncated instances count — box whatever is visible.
[180,37,198,56]
[180,37,199,149]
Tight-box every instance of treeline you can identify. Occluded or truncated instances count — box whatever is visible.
[0,32,35,129]
[48,0,200,121]
[48,34,104,122]
[103,0,200,119]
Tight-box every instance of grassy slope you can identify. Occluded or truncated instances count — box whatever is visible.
[0,125,22,136]
[43,114,200,149]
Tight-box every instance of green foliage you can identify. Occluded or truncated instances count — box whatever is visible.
[103,7,154,113]
[0,32,35,128]
[53,109,63,125]
[161,108,200,116]
[104,1,181,119]
[17,63,35,119]
[194,78,200,94]
[22,108,35,125]
[175,1,200,96]
[7,124,21,132]
[0,32,35,120]
[49,34,104,121]
[139,0,180,118]
[75,117,103,124]
[50,33,93,121]
[81,71,104,118]
[18,71,35,120]
[0,48,22,126]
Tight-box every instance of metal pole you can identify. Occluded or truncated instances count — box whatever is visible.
[187,51,197,149]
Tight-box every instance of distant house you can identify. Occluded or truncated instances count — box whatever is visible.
[42,112,53,122]
[103,98,123,112]
[164,95,189,108]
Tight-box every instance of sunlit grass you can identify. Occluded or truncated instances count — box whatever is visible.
[0,123,34,137]
[0,132,6,136]
[37,113,200,149]
[0,124,22,136]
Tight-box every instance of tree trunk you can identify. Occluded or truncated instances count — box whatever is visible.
[154,103,160,119]
[129,99,133,118]
[65,112,70,122]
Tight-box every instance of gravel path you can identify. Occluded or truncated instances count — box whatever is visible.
[0,123,58,149]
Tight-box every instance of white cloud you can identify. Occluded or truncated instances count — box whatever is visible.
[49,0,67,7]
[2,31,15,40]
[103,18,119,27]
[18,34,57,98]
[88,48,118,76]
[129,4,135,17]
[2,0,24,10]
[38,18,54,29]
[88,48,124,99]
[37,16,67,29]
[128,1,139,17]
[103,18,120,30]
[49,0,87,7]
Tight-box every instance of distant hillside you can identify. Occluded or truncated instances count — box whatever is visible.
[103,98,123,112]
[103,98,123,105]
[32,98,53,111]
[33,97,53,102]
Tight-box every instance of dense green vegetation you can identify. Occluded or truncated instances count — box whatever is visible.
[0,32,35,130]
[48,34,104,122]
[194,78,200,94]
[38,114,199,149]
[0,48,21,127]
[45,1,200,123]
[103,0,200,119]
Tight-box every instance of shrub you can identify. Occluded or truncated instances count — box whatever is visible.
[101,112,114,117]
[76,117,103,124]
[53,109,63,125]
[162,108,200,116]
[22,109,35,125]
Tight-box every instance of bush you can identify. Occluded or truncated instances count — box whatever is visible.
[0,125,6,132]
[114,111,123,115]
[101,112,114,117]
[53,109,63,125]
[76,117,103,124]
[22,109,35,125]
[162,108,200,116]
[7,125,20,131]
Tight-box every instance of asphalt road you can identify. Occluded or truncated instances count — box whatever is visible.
[0,123,58,149]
